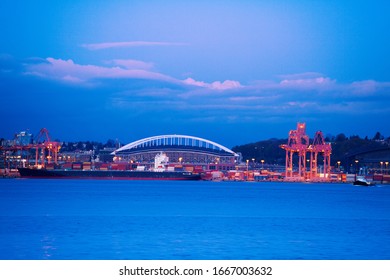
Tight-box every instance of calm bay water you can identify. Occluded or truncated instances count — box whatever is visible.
[0,179,389,260]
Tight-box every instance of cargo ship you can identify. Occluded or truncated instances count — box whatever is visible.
[17,168,201,180]
[17,152,201,181]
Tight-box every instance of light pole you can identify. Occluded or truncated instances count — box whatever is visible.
[337,161,341,170]
[246,159,249,172]
[386,162,389,174]
[261,159,265,170]
[252,158,255,170]
[380,161,383,174]
[355,160,359,176]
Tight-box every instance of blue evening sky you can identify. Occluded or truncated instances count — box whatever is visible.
[1,0,389,147]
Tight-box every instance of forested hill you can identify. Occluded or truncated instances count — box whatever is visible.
[231,133,390,166]
[232,138,287,165]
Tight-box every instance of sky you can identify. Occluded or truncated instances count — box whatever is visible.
[1,0,389,148]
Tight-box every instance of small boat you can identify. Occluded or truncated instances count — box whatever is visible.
[353,177,374,187]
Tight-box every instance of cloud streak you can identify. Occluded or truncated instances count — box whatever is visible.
[11,56,390,124]
[23,57,244,92]
[24,57,177,84]
[82,41,187,50]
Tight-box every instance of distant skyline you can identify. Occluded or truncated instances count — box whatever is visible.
[1,0,389,148]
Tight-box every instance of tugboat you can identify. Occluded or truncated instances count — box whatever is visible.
[353,177,374,187]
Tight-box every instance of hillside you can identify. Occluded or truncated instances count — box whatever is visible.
[232,133,390,167]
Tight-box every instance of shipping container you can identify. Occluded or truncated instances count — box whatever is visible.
[82,162,92,170]
[194,166,204,171]
[63,163,72,170]
[383,175,390,183]
[184,166,194,172]
[72,162,83,170]
[373,174,383,181]
[227,170,245,181]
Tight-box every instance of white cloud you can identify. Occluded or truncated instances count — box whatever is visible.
[280,76,336,90]
[25,58,242,92]
[210,80,242,90]
[349,80,386,95]
[25,57,177,84]
[183,77,242,90]
[182,78,207,87]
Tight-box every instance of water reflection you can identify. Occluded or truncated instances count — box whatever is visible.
[41,235,56,259]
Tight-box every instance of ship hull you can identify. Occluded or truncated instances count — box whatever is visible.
[18,168,201,181]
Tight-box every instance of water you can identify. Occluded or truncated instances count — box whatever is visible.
[0,179,389,260]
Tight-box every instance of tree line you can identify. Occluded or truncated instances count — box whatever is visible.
[232,132,390,166]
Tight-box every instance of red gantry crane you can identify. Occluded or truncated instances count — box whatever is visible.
[280,123,309,180]
[31,128,61,167]
[1,128,60,169]
[308,131,332,181]
[280,123,332,181]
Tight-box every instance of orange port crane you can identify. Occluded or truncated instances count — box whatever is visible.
[280,123,332,181]
[31,128,61,167]
[280,122,309,180]
[307,131,332,180]
[0,128,60,168]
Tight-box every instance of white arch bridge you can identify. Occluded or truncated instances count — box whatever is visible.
[113,135,239,164]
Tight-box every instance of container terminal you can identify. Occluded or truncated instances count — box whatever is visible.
[1,124,390,183]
